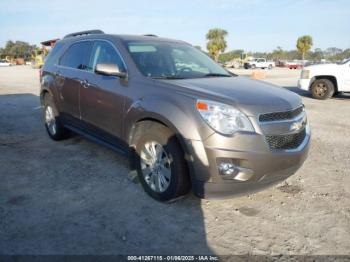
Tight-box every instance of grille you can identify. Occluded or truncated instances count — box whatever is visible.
[265,128,306,150]
[259,106,303,122]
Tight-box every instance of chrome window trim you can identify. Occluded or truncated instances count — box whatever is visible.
[55,38,129,77]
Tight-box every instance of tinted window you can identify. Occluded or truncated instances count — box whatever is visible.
[59,41,92,70]
[89,41,126,72]
[44,42,64,66]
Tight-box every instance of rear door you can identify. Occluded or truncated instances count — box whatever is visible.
[56,41,93,120]
[80,40,127,138]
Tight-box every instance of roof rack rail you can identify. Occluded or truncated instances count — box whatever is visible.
[143,34,158,37]
[64,30,104,39]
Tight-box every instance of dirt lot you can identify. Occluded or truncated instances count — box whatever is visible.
[0,66,349,255]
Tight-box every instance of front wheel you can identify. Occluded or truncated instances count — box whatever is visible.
[251,64,256,69]
[133,122,190,202]
[268,64,272,69]
[310,79,334,100]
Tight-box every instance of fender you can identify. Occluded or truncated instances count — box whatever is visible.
[124,95,213,181]
[40,73,56,106]
[124,94,214,144]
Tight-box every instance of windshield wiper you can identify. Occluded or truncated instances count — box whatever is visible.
[204,73,231,77]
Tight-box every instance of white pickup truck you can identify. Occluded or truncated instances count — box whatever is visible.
[298,59,350,99]
[244,58,275,69]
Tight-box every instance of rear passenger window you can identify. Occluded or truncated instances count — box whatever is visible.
[59,41,92,70]
[89,41,126,72]
[44,42,64,66]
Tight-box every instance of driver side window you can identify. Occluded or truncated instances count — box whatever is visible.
[89,41,126,73]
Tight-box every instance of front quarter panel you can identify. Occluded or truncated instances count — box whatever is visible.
[124,93,214,143]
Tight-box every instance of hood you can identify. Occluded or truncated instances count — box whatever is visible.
[163,76,301,117]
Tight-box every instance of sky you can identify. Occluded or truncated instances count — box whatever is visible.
[0,0,349,52]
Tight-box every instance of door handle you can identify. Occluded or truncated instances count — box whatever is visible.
[78,79,91,88]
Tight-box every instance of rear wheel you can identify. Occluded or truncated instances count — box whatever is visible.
[43,93,70,140]
[132,121,190,201]
[311,79,334,100]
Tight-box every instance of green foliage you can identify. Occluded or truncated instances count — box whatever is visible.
[296,35,313,60]
[219,46,349,64]
[0,40,37,60]
[206,28,228,61]
[218,49,244,62]
[308,48,323,61]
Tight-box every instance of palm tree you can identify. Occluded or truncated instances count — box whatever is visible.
[206,28,228,61]
[296,35,313,60]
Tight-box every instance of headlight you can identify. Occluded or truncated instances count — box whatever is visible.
[301,70,310,79]
[196,99,254,135]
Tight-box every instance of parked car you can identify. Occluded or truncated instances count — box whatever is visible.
[286,60,303,69]
[0,59,11,67]
[244,58,275,69]
[298,58,350,99]
[41,30,310,201]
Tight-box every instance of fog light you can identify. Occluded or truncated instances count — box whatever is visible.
[217,161,254,181]
[218,162,237,176]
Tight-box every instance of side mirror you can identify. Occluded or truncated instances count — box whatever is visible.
[95,63,127,78]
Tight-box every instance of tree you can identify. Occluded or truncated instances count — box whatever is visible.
[206,28,228,61]
[218,49,244,63]
[296,35,313,60]
[1,40,36,60]
[309,48,324,61]
[271,46,284,60]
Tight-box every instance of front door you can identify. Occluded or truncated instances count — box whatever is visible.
[80,40,128,138]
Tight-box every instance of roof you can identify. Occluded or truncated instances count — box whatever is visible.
[59,30,186,45]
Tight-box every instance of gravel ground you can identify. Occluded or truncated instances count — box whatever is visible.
[0,66,349,256]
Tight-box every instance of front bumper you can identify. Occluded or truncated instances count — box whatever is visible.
[185,126,310,198]
[298,79,311,91]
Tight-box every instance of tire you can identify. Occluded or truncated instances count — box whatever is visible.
[132,121,190,202]
[251,64,256,69]
[268,64,272,69]
[43,93,70,140]
[310,79,334,100]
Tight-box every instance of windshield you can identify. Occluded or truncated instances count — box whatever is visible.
[123,40,232,79]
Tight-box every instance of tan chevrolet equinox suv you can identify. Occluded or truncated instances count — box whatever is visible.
[40,30,310,201]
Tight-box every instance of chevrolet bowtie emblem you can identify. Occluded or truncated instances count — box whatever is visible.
[290,117,306,132]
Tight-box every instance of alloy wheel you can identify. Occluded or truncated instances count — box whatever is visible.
[140,141,172,193]
[45,105,57,135]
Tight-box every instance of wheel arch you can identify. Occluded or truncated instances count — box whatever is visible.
[40,88,52,103]
[126,114,198,184]
[311,75,338,92]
